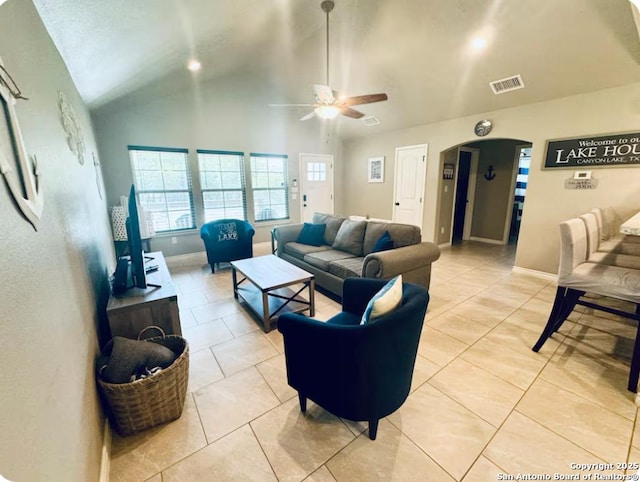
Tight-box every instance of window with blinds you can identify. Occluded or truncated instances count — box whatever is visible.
[128,145,195,232]
[197,150,247,222]
[250,153,289,222]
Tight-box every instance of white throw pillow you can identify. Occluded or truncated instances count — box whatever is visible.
[360,275,403,324]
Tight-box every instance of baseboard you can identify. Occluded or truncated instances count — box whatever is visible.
[512,265,557,282]
[99,418,111,482]
[469,236,505,245]
[438,242,451,248]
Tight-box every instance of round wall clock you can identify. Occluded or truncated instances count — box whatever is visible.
[474,119,492,137]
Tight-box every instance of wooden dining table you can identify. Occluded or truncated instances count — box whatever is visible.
[620,211,640,236]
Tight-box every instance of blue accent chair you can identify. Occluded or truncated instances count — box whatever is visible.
[200,219,255,273]
[277,277,429,440]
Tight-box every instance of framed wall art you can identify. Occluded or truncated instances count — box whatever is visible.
[368,156,384,183]
[543,131,640,169]
[443,163,455,180]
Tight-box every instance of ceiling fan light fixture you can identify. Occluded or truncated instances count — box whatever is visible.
[315,104,340,119]
[187,59,202,72]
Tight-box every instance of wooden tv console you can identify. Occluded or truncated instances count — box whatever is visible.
[106,251,181,339]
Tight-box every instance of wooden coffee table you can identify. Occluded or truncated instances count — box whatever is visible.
[231,255,315,332]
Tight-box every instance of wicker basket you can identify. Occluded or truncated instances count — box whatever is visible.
[97,330,189,436]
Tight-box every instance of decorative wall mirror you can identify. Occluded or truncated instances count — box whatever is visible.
[0,57,43,230]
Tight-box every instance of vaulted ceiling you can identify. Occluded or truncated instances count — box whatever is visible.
[33,0,640,138]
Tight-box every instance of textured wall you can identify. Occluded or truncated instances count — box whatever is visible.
[0,1,114,480]
[91,73,343,254]
[468,140,523,241]
[343,82,640,274]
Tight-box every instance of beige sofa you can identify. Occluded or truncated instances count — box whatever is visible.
[272,213,440,298]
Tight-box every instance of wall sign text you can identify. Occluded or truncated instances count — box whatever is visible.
[544,132,640,169]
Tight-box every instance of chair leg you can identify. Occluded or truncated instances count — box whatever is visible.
[210,263,215,273]
[368,419,379,440]
[298,393,307,413]
[628,304,640,393]
[553,289,582,331]
[533,287,566,352]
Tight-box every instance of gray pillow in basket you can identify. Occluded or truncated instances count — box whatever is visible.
[99,336,177,384]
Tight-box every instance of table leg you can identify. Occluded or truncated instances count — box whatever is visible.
[262,291,271,332]
[232,267,238,300]
[309,279,315,317]
[270,228,277,254]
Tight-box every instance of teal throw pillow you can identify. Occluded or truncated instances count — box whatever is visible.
[371,230,394,253]
[297,223,326,247]
[361,275,403,324]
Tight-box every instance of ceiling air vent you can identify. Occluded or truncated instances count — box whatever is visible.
[362,116,380,126]
[490,74,524,94]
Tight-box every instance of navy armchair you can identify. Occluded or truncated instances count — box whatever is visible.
[277,277,429,440]
[200,219,255,273]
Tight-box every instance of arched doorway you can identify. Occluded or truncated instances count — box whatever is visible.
[437,138,532,249]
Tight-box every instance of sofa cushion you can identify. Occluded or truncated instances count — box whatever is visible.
[361,275,403,324]
[328,257,364,279]
[363,222,421,255]
[313,213,346,245]
[284,242,331,261]
[304,249,356,272]
[333,220,367,256]
[372,230,394,252]
[297,222,326,246]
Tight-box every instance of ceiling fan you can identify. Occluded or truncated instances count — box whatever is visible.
[269,0,388,121]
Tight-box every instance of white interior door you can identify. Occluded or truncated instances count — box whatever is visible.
[393,144,427,226]
[299,153,334,222]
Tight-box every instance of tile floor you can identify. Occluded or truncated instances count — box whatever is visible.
[109,241,640,481]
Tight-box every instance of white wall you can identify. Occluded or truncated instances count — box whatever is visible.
[91,73,344,255]
[343,82,640,274]
[0,1,113,480]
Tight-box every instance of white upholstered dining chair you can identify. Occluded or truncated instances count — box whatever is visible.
[532,217,640,392]
[579,212,640,270]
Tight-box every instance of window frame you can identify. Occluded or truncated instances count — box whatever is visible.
[128,145,196,234]
[249,152,290,223]
[196,149,248,223]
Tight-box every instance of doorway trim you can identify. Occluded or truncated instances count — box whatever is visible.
[501,144,529,244]
[449,147,479,242]
[461,147,479,240]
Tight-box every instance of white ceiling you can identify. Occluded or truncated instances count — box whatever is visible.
[32,0,640,138]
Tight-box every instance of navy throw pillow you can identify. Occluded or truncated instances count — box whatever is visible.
[297,223,326,246]
[372,230,394,252]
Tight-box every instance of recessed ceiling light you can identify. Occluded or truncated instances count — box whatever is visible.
[471,37,487,51]
[187,59,201,72]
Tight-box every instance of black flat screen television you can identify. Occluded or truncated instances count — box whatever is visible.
[125,184,147,289]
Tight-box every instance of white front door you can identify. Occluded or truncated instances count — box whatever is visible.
[299,153,334,222]
[393,144,427,227]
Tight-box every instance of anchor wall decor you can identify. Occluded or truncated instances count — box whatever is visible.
[0,58,43,230]
[484,165,496,181]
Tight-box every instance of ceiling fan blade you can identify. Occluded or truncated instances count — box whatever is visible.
[269,103,315,107]
[300,111,316,121]
[341,93,388,106]
[313,84,334,104]
[340,106,365,119]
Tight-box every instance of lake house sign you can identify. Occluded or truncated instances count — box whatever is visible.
[544,132,640,169]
